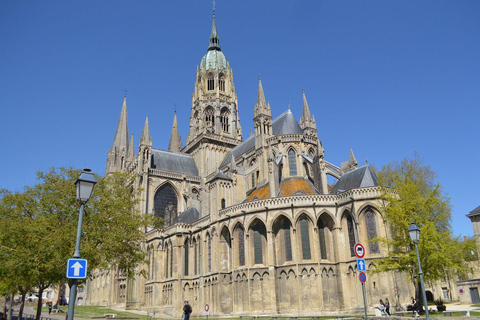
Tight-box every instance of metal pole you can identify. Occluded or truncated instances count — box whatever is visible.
[362,282,368,320]
[67,203,85,320]
[414,242,430,320]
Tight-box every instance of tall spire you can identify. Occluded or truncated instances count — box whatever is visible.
[254,75,269,117]
[299,89,317,137]
[127,134,135,164]
[111,95,129,152]
[208,3,221,51]
[140,115,152,147]
[168,110,182,152]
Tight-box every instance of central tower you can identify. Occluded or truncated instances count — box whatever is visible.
[183,9,242,177]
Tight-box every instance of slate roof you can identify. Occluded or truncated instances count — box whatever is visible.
[330,164,378,194]
[150,148,199,176]
[467,205,480,217]
[209,170,232,182]
[174,207,200,224]
[220,109,304,168]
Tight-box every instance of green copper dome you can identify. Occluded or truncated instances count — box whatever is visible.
[201,50,227,70]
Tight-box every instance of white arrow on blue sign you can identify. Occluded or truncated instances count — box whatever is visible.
[66,258,88,279]
[357,258,366,272]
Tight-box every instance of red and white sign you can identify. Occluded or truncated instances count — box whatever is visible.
[204,304,209,312]
[359,271,367,283]
[354,243,365,259]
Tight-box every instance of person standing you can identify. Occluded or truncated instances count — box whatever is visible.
[384,298,390,316]
[380,299,389,317]
[48,301,53,315]
[411,296,419,317]
[183,300,192,320]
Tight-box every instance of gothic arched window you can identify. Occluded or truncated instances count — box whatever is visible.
[365,209,380,254]
[220,108,230,132]
[207,73,214,90]
[221,198,226,209]
[273,216,292,264]
[154,184,177,227]
[288,149,297,176]
[318,219,328,260]
[205,107,215,126]
[184,239,189,276]
[193,238,198,275]
[308,148,315,160]
[165,244,169,278]
[251,221,266,265]
[346,213,356,257]
[299,216,311,260]
[219,74,225,91]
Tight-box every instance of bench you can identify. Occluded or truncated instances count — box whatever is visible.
[394,311,411,317]
[443,310,470,317]
[104,314,117,318]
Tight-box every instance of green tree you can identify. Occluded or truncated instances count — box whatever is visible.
[376,153,475,308]
[0,168,157,320]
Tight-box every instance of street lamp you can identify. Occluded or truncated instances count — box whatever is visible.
[67,169,96,320]
[408,223,430,320]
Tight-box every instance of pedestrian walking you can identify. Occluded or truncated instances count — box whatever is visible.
[385,298,390,316]
[183,300,192,320]
[380,299,389,317]
[48,301,52,315]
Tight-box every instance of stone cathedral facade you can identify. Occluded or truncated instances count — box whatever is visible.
[86,11,412,316]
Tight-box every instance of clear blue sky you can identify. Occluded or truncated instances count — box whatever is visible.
[1,1,479,237]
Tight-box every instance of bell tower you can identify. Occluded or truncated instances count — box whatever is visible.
[183,8,242,178]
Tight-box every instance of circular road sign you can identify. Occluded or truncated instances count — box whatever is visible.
[359,271,367,283]
[205,304,210,312]
[354,243,365,258]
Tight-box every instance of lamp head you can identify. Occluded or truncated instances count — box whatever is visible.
[76,168,96,204]
[408,223,420,243]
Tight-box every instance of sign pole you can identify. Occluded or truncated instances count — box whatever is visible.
[362,282,367,320]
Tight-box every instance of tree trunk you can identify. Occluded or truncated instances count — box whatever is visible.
[7,294,13,320]
[17,292,26,320]
[34,288,44,320]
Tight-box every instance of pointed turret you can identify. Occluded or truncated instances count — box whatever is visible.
[168,111,182,152]
[341,148,358,173]
[254,76,270,117]
[140,115,152,147]
[299,89,317,137]
[126,134,136,166]
[106,95,130,174]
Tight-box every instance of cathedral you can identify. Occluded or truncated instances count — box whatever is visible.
[85,9,412,316]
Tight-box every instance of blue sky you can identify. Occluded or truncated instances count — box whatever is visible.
[1,1,479,237]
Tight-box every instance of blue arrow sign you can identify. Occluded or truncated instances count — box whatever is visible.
[357,258,366,272]
[66,258,88,279]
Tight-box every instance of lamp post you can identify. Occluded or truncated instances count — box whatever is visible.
[67,169,96,320]
[408,223,430,320]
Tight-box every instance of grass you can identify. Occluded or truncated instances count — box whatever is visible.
[37,306,149,320]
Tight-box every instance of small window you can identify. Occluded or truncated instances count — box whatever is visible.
[221,198,226,209]
[219,75,225,91]
[205,107,215,126]
[288,149,297,176]
[207,74,214,90]
[221,108,230,132]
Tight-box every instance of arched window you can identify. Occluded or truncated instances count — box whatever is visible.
[251,173,255,188]
[251,221,266,265]
[273,216,292,264]
[207,233,212,272]
[219,74,225,91]
[308,148,315,160]
[221,198,226,209]
[205,107,215,126]
[207,73,214,90]
[238,226,245,266]
[220,108,230,132]
[170,242,173,277]
[346,213,356,257]
[299,217,311,260]
[278,163,283,184]
[318,219,328,260]
[288,149,297,176]
[184,239,189,276]
[365,209,380,254]
[154,184,178,227]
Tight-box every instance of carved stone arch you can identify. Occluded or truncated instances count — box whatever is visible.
[251,272,262,280]
[262,271,269,278]
[316,209,336,226]
[368,262,377,270]
[287,269,296,279]
[268,211,293,231]
[248,218,268,266]
[246,215,267,230]
[184,282,190,290]
[153,182,180,228]
[280,270,288,278]
[301,268,308,276]
[295,210,315,226]
[347,266,355,275]
[285,144,300,154]
[357,203,382,218]
[219,225,232,272]
[309,268,316,276]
